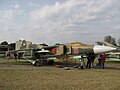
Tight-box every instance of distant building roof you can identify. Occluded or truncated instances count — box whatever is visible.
[65,42,88,46]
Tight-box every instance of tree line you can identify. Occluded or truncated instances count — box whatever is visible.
[0,35,120,51]
[0,41,15,51]
[104,35,120,46]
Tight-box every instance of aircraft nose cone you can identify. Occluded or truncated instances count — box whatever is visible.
[93,45,116,54]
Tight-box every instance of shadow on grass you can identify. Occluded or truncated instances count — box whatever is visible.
[93,65,120,70]
[104,66,120,70]
[54,61,120,71]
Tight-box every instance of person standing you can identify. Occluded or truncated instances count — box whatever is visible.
[14,52,18,60]
[101,54,106,69]
[91,54,96,68]
[6,51,10,59]
[96,54,102,68]
[86,55,92,69]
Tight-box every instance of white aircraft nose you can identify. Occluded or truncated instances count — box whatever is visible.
[93,45,116,54]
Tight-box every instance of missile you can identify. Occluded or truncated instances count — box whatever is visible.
[72,45,116,58]
[93,45,116,54]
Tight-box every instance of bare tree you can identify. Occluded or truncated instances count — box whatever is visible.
[118,38,120,46]
[104,36,112,43]
[1,41,8,45]
[111,37,117,46]
[104,36,117,46]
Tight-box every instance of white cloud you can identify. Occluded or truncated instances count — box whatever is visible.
[26,0,120,44]
[0,4,26,42]
[14,4,20,9]
[2,9,15,20]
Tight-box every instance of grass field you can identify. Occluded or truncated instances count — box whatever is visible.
[0,58,120,90]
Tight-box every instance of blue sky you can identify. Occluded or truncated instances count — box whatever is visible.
[0,0,120,45]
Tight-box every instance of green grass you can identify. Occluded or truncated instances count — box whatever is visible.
[0,58,31,65]
[0,59,120,90]
[106,60,120,64]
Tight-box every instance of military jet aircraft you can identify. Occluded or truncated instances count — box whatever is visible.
[28,42,116,69]
[0,42,116,69]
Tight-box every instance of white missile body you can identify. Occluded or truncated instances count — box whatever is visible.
[93,45,116,54]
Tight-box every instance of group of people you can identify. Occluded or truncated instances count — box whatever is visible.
[5,51,21,60]
[86,53,106,69]
[86,54,96,69]
[14,52,21,60]
[96,53,106,69]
